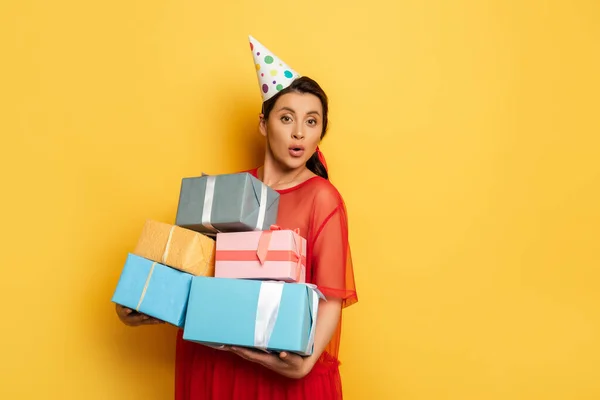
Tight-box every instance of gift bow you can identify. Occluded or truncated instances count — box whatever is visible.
[256,225,304,282]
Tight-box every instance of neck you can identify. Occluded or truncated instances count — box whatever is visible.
[259,149,309,189]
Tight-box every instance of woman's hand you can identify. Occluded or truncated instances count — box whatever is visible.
[115,304,164,326]
[227,347,311,379]
[227,298,343,379]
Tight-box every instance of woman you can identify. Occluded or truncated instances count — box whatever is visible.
[117,37,358,399]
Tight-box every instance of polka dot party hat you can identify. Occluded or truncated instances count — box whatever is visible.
[249,35,301,102]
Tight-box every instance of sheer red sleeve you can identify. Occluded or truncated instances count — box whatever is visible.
[310,186,358,308]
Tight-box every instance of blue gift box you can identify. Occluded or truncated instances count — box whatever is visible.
[182,277,322,355]
[111,253,193,327]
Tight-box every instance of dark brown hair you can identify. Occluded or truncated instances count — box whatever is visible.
[261,76,329,179]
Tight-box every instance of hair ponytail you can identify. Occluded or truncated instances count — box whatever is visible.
[306,151,328,180]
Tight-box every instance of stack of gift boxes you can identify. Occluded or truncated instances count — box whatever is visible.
[112,172,323,356]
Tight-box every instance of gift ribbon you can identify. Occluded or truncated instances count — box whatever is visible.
[136,262,157,311]
[256,225,301,261]
[215,226,305,282]
[161,225,176,264]
[257,226,303,282]
[316,146,328,172]
[255,183,268,230]
[202,175,218,232]
[159,224,212,275]
[254,281,284,350]
[253,282,326,353]
[215,250,306,265]
[201,174,269,232]
[304,283,326,355]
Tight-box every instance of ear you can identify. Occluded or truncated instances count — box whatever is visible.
[258,113,267,137]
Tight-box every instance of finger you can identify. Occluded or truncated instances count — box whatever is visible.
[232,347,280,367]
[139,315,163,323]
[144,319,164,325]
[231,346,265,357]
[228,347,252,361]
[116,305,133,316]
[127,314,148,324]
[231,346,271,356]
[230,347,261,361]
[229,346,250,357]
[278,351,302,366]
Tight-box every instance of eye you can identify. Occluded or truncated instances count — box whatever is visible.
[280,115,292,123]
[307,118,318,126]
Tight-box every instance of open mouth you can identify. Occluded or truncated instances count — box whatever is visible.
[289,146,305,157]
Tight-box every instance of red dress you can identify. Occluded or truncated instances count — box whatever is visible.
[174,168,358,400]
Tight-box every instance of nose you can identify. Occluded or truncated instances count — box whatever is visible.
[292,130,304,140]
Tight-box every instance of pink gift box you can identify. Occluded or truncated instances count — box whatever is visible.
[215,227,306,283]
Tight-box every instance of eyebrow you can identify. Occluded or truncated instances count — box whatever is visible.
[278,106,321,116]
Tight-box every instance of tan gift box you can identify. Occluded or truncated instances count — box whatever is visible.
[133,220,215,276]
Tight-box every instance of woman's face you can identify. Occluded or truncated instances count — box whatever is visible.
[260,91,323,171]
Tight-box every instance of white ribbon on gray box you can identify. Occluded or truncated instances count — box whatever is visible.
[201,174,269,232]
[201,175,217,232]
[255,183,268,230]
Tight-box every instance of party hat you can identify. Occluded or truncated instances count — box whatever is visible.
[249,35,301,102]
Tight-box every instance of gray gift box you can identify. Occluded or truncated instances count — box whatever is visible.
[175,172,279,235]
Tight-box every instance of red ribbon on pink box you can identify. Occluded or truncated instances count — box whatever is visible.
[215,225,307,283]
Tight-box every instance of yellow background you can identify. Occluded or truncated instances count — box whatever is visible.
[1,0,599,399]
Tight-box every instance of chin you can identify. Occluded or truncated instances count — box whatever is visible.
[277,156,307,171]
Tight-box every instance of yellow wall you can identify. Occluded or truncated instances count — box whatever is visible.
[2,0,599,399]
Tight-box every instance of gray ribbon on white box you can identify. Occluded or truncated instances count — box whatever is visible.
[201,174,269,232]
[254,281,326,354]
